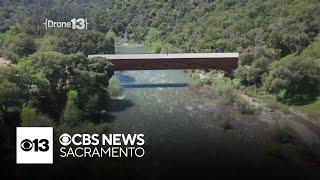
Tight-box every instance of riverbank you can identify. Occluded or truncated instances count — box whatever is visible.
[190,78,320,149]
[189,83,320,168]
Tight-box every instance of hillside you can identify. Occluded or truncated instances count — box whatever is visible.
[0,0,320,114]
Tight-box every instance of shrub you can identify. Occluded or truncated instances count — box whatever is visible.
[35,114,55,127]
[275,89,286,102]
[60,90,84,126]
[264,56,320,96]
[211,77,234,104]
[188,70,206,87]
[150,42,162,53]
[108,77,123,98]
[73,30,115,55]
[263,40,320,98]
[234,96,255,114]
[215,106,233,130]
[21,105,37,126]
[237,57,273,86]
[1,49,19,62]
[36,35,61,52]
[1,32,36,62]
[239,46,276,66]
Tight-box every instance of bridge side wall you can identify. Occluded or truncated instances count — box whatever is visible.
[109,58,238,71]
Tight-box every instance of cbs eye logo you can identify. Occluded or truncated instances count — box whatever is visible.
[20,139,49,152]
[59,133,71,146]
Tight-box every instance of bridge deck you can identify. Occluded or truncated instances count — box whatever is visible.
[88,53,238,71]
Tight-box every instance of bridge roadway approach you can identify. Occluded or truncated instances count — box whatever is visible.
[88,53,238,71]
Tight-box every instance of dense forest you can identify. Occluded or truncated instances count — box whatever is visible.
[0,0,119,160]
[0,0,320,161]
[95,0,320,102]
[96,0,320,113]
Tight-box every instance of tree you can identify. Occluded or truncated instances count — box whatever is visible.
[237,57,273,86]
[108,77,123,98]
[16,52,114,121]
[36,35,61,52]
[73,31,115,55]
[60,90,84,126]
[0,81,23,115]
[0,67,29,124]
[1,32,36,62]
[106,30,117,41]
[263,55,320,97]
[21,105,37,126]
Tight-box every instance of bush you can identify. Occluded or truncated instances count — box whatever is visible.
[214,106,233,130]
[0,66,31,126]
[211,77,234,104]
[1,49,19,62]
[150,42,162,53]
[275,89,286,102]
[239,46,276,66]
[188,70,208,87]
[263,56,320,96]
[1,32,36,62]
[60,90,84,126]
[237,57,273,86]
[234,96,255,114]
[21,105,37,126]
[16,52,114,120]
[36,35,61,52]
[263,40,320,98]
[108,77,123,98]
[73,31,115,55]
[35,114,55,127]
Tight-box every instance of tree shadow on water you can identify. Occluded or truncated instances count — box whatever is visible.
[100,113,116,123]
[110,99,135,112]
[115,72,136,83]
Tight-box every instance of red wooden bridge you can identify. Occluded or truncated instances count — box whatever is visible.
[88,53,238,71]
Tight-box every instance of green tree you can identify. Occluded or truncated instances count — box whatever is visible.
[0,81,23,115]
[108,77,123,98]
[17,52,114,120]
[1,32,36,62]
[263,55,320,97]
[0,67,29,124]
[106,30,117,41]
[21,105,37,126]
[74,31,115,55]
[36,35,61,52]
[60,90,84,126]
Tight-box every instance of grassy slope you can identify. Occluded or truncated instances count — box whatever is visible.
[259,94,320,119]
[291,97,320,119]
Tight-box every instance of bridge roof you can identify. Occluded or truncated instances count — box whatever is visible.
[89,53,239,60]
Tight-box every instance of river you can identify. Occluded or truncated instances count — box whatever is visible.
[108,45,320,179]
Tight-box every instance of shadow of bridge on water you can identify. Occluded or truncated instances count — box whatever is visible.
[121,83,189,89]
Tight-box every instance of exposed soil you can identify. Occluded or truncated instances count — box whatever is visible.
[0,57,11,67]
